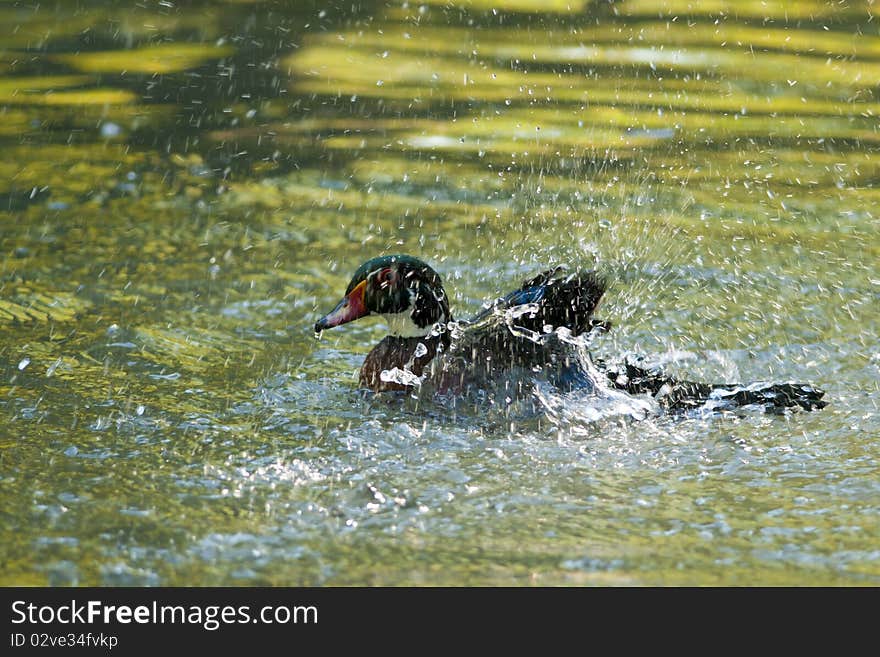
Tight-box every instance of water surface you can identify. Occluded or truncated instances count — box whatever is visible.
[1,0,878,585]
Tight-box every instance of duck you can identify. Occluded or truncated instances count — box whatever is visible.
[314,254,827,412]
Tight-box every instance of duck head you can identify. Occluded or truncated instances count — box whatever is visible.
[315,255,452,338]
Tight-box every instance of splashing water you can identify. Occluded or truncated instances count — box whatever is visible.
[380,367,423,388]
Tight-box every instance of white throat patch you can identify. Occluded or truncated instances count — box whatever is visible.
[384,310,430,338]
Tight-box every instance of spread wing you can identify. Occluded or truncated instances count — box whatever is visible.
[469,267,609,336]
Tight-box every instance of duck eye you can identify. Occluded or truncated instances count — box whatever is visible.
[376,267,396,288]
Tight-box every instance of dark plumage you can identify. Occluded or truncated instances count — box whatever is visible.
[598,357,827,412]
[468,266,610,337]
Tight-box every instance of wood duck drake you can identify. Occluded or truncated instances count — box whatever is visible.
[314,254,827,412]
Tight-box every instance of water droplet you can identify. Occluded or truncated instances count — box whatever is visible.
[46,358,62,377]
[380,367,422,387]
[100,122,122,138]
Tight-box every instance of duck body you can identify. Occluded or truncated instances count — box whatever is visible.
[315,255,826,412]
[424,268,609,397]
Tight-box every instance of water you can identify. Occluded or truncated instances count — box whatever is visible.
[1,0,878,586]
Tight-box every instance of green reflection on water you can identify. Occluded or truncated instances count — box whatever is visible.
[0,0,878,586]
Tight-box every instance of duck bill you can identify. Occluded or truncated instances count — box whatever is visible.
[315,280,368,331]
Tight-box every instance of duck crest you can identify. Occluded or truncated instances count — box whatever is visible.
[409,275,451,331]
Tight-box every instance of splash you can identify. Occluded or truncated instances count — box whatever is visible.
[380,367,423,388]
[532,379,656,436]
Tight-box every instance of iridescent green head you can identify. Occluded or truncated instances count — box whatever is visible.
[315,255,452,337]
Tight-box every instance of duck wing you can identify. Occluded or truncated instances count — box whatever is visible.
[469,267,609,336]
[427,268,608,394]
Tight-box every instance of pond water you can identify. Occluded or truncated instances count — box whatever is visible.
[1,0,878,585]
